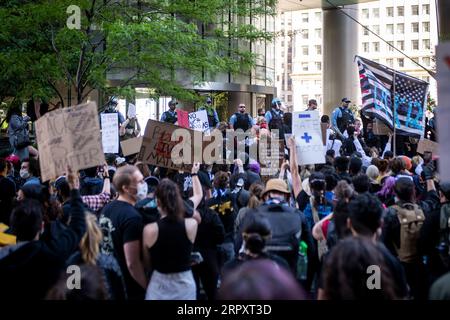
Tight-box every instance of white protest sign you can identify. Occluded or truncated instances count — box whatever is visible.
[127,103,136,119]
[292,111,326,165]
[101,113,119,154]
[189,110,210,134]
[436,42,450,181]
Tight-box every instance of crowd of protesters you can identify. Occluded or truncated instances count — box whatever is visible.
[0,95,449,301]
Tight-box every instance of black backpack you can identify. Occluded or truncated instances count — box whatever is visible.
[233,113,251,131]
[269,109,283,130]
[337,107,354,133]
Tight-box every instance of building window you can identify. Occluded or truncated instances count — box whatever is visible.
[362,9,369,19]
[397,6,404,17]
[423,22,430,32]
[373,8,379,18]
[412,22,419,33]
[397,40,404,50]
[302,62,308,71]
[315,28,322,39]
[302,29,309,39]
[387,24,394,34]
[411,5,419,15]
[281,63,284,69]
[315,62,322,71]
[387,7,394,17]
[302,13,309,23]
[315,45,322,55]
[363,26,369,36]
[387,41,394,51]
[397,23,404,34]
[301,80,309,86]
[423,4,430,15]
[315,80,321,86]
[386,58,393,67]
[363,42,369,52]
[288,95,292,102]
[302,95,309,106]
[373,42,380,52]
[398,58,404,68]
[372,25,380,34]
[302,46,309,55]
[423,39,431,50]
[422,57,431,66]
[412,57,419,64]
[315,12,322,22]
[412,40,419,50]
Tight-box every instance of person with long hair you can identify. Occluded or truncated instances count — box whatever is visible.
[143,176,198,300]
[66,213,127,299]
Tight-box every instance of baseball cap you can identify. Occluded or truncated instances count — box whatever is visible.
[168,100,178,106]
[308,99,318,105]
[342,97,351,103]
[206,97,212,104]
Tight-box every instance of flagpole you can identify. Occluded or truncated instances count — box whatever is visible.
[393,70,396,157]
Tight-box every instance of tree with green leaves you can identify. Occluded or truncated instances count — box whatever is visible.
[0,0,276,108]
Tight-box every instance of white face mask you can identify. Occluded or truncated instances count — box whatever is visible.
[136,182,148,201]
[20,169,30,179]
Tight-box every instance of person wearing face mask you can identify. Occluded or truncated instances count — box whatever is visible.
[20,158,41,187]
[98,165,147,300]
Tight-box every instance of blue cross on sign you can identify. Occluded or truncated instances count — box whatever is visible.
[301,132,312,143]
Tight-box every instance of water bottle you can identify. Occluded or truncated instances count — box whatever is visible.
[297,241,308,281]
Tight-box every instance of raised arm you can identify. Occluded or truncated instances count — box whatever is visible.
[381,133,392,158]
[287,136,302,199]
[189,163,203,211]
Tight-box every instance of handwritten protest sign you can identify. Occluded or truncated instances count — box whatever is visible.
[138,119,199,171]
[101,113,119,154]
[189,110,210,134]
[177,109,189,128]
[35,102,105,182]
[417,139,439,155]
[127,103,136,119]
[373,119,392,135]
[292,111,325,165]
[121,137,143,156]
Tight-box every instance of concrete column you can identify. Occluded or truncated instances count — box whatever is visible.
[438,0,450,41]
[322,5,359,116]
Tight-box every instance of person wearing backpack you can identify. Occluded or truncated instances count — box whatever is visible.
[382,167,439,300]
[229,104,254,132]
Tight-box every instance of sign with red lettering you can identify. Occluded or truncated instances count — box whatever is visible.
[138,119,197,171]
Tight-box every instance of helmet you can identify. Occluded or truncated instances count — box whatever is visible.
[271,98,281,107]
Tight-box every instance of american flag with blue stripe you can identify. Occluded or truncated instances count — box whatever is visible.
[355,55,429,138]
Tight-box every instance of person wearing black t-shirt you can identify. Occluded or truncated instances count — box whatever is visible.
[143,168,199,300]
[99,165,148,300]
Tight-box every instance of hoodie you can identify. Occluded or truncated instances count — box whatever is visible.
[0,189,86,299]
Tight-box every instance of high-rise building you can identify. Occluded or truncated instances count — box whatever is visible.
[276,0,438,114]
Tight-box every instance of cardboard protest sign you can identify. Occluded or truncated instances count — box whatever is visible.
[177,109,189,128]
[292,111,325,165]
[417,139,439,155]
[138,119,200,171]
[101,113,119,153]
[373,119,392,135]
[121,137,143,156]
[189,110,210,133]
[35,102,105,182]
[127,103,136,119]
